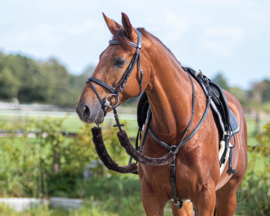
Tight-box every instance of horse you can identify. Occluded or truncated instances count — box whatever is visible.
[76,12,247,216]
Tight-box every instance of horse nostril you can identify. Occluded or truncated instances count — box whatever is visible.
[82,105,91,118]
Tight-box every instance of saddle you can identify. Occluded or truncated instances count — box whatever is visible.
[136,67,239,174]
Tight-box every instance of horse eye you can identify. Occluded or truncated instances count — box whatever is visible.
[114,58,126,68]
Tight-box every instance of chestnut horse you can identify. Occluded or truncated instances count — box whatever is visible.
[76,13,247,216]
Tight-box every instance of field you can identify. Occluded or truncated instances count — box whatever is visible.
[0,111,269,215]
[0,111,267,141]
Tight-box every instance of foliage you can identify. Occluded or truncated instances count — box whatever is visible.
[2,116,270,215]
[0,52,95,107]
[0,202,119,216]
[236,121,270,216]
[247,79,270,112]
[229,86,249,106]
[212,72,230,91]
[0,116,130,198]
[262,79,270,103]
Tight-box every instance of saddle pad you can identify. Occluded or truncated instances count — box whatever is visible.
[229,109,239,136]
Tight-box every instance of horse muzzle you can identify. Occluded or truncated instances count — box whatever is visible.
[76,102,105,124]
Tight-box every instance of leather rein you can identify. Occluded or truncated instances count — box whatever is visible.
[87,29,212,209]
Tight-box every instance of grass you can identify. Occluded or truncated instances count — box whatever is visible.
[0,203,119,216]
[0,175,173,216]
[0,113,266,139]
[0,115,138,137]
[0,203,173,216]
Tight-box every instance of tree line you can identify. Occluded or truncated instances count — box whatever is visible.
[212,72,270,112]
[0,52,95,107]
[0,52,270,110]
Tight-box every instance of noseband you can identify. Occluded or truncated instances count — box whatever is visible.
[86,29,144,116]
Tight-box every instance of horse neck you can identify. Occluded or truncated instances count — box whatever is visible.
[145,40,194,144]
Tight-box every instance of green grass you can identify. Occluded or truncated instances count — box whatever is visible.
[0,175,173,216]
[0,203,118,216]
[1,113,265,139]
[0,115,138,137]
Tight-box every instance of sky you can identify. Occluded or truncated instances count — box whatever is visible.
[1,0,270,89]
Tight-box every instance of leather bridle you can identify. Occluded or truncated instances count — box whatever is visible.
[86,29,144,116]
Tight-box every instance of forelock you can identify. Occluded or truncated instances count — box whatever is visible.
[114,28,134,51]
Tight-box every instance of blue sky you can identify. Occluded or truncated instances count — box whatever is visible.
[1,0,270,89]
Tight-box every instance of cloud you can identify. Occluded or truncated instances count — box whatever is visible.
[144,12,189,41]
[186,0,247,6]
[59,21,93,35]
[204,27,243,56]
[164,13,189,40]
[13,20,95,45]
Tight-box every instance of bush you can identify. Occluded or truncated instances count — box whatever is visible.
[0,117,131,198]
[236,121,270,215]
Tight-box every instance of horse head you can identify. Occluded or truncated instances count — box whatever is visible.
[76,13,151,124]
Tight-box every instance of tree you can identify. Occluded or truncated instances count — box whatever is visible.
[0,52,97,107]
[81,64,96,78]
[262,79,270,103]
[229,86,248,106]
[212,72,230,91]
[250,81,267,104]
[0,66,20,100]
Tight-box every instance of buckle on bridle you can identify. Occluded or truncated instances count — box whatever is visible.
[104,94,120,108]
[170,145,179,154]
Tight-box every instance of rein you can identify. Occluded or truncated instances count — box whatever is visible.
[89,29,213,210]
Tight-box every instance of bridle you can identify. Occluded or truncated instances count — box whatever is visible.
[86,29,144,117]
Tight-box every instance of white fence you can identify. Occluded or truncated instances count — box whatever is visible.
[0,109,137,120]
[0,197,89,211]
[0,198,49,211]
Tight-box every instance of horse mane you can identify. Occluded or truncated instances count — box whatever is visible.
[115,27,180,64]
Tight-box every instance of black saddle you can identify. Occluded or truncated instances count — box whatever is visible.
[137,67,239,142]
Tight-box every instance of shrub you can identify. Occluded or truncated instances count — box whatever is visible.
[0,117,131,198]
[236,121,270,215]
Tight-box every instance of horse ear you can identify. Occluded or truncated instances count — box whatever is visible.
[102,13,121,35]
[121,12,137,40]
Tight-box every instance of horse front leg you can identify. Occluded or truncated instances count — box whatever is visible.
[192,182,216,216]
[171,201,194,216]
[141,177,168,216]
